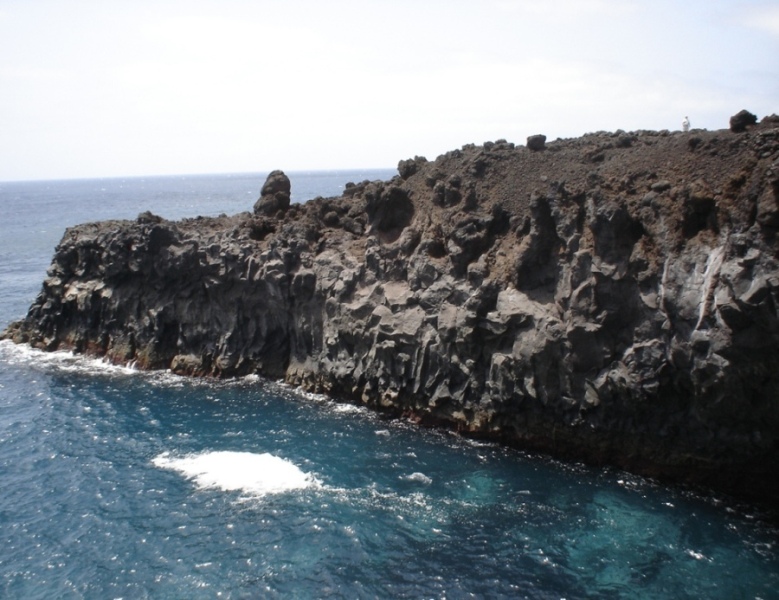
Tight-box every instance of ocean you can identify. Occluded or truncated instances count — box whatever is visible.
[0,171,776,599]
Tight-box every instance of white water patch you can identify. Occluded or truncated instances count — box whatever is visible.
[271,380,381,419]
[685,549,711,562]
[330,402,370,415]
[274,380,328,402]
[0,339,140,377]
[0,340,242,390]
[402,472,433,485]
[152,451,321,497]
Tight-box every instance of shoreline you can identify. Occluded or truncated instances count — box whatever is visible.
[5,120,779,506]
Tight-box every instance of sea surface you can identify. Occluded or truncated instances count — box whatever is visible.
[0,171,777,599]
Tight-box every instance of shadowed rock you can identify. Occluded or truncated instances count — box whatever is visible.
[527,134,546,151]
[730,109,758,133]
[253,170,291,215]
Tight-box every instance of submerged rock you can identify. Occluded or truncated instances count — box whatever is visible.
[5,117,779,504]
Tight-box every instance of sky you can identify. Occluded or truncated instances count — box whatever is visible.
[1,0,777,181]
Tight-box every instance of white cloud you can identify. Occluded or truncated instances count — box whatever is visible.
[741,4,779,36]
[0,0,777,180]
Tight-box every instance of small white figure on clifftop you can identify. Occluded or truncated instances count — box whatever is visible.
[682,116,690,132]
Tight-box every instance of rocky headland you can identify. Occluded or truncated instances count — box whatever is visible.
[4,112,779,503]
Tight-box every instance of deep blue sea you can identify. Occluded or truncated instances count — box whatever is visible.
[0,171,777,599]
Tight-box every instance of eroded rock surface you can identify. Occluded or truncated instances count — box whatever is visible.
[5,120,779,502]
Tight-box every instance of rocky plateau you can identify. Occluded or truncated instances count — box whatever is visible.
[4,112,779,503]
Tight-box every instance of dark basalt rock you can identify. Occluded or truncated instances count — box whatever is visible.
[366,184,414,234]
[730,109,758,133]
[253,170,291,215]
[398,156,427,180]
[5,117,779,505]
[527,134,547,151]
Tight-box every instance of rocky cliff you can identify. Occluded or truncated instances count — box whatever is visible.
[5,115,779,502]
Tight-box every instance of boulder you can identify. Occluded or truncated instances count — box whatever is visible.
[527,134,546,151]
[253,170,291,215]
[729,109,758,133]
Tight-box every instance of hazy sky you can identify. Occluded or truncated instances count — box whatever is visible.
[1,0,777,181]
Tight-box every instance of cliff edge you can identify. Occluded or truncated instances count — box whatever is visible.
[5,116,779,502]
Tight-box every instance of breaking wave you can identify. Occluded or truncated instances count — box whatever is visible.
[152,450,321,497]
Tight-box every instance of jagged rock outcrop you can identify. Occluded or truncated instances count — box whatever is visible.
[4,119,779,503]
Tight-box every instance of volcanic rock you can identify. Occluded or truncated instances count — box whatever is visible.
[253,170,291,215]
[5,118,779,504]
[730,109,758,133]
[526,134,546,151]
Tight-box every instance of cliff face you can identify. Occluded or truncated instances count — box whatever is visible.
[5,122,779,502]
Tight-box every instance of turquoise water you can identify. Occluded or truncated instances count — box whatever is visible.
[0,172,776,598]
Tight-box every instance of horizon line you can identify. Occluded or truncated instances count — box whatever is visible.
[0,166,399,186]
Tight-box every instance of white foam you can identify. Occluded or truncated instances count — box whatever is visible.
[402,472,433,485]
[152,450,320,497]
[331,402,369,415]
[685,549,710,562]
[0,340,211,388]
[0,339,140,377]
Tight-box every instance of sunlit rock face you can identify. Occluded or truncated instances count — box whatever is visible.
[5,118,779,503]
